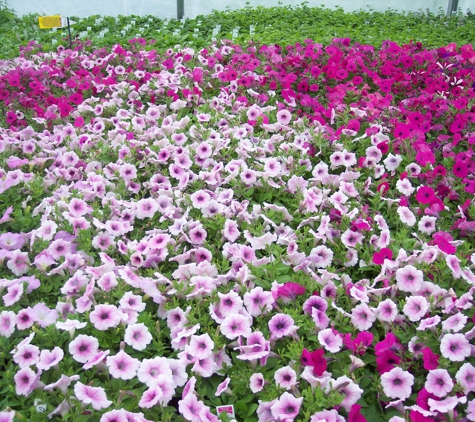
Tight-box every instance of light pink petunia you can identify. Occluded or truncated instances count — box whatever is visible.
[36,347,64,370]
[425,369,453,398]
[250,373,266,393]
[44,374,80,394]
[455,362,475,393]
[395,265,423,293]
[270,391,303,421]
[403,296,429,322]
[218,291,243,317]
[68,334,99,363]
[318,328,343,353]
[440,333,471,362]
[6,250,30,276]
[124,323,153,351]
[375,299,398,323]
[138,385,163,408]
[186,334,214,360]
[13,344,40,368]
[106,350,140,380]
[330,375,363,412]
[137,357,172,387]
[268,313,296,340]
[274,366,298,390]
[442,313,467,332]
[14,367,40,396]
[30,302,58,327]
[215,377,231,396]
[428,396,467,413]
[220,314,251,340]
[397,206,416,226]
[351,303,376,331]
[192,356,218,378]
[381,367,414,400]
[0,310,16,337]
[74,382,112,410]
[178,393,206,421]
[89,304,124,330]
[136,198,159,219]
[276,109,292,125]
[0,411,14,422]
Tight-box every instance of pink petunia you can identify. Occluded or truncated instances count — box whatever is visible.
[89,304,124,330]
[68,334,99,363]
[425,369,453,398]
[381,367,414,400]
[74,382,112,410]
[124,323,153,351]
[14,367,41,396]
[270,391,303,421]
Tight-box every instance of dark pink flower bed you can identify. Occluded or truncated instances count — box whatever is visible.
[0,36,475,422]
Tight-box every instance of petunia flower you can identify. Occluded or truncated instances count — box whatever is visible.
[395,265,423,293]
[0,411,14,422]
[13,344,40,368]
[220,314,252,339]
[455,362,475,393]
[124,323,153,351]
[330,375,364,412]
[318,328,343,353]
[36,347,64,370]
[270,391,303,421]
[250,373,266,393]
[89,304,124,330]
[403,296,429,322]
[274,366,298,390]
[137,357,172,387]
[424,369,453,398]
[14,367,41,396]
[178,393,206,421]
[68,334,99,363]
[74,382,112,410]
[381,367,414,400]
[139,386,163,409]
[440,333,471,362]
[268,313,296,340]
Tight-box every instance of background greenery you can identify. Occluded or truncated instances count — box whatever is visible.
[0,1,474,59]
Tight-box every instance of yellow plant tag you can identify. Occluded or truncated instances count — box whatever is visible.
[38,15,62,29]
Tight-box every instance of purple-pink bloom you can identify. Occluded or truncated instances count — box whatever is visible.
[74,382,112,410]
[106,350,140,380]
[270,391,303,421]
[139,385,163,408]
[0,310,16,337]
[36,347,64,370]
[268,313,296,339]
[425,369,453,398]
[89,304,123,330]
[124,323,153,351]
[68,334,99,363]
[380,367,414,400]
[220,314,252,339]
[178,393,206,421]
[440,333,471,362]
[14,367,41,396]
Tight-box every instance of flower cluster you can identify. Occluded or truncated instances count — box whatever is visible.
[0,36,475,421]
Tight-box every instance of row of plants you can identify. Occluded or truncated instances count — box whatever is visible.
[0,2,475,59]
[1,19,475,421]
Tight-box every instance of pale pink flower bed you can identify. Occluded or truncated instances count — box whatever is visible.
[0,37,475,421]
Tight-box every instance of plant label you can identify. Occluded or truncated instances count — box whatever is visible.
[216,405,235,417]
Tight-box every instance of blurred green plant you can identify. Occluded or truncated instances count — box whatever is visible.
[0,3,475,59]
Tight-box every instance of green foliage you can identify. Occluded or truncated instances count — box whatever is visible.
[1,4,475,59]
